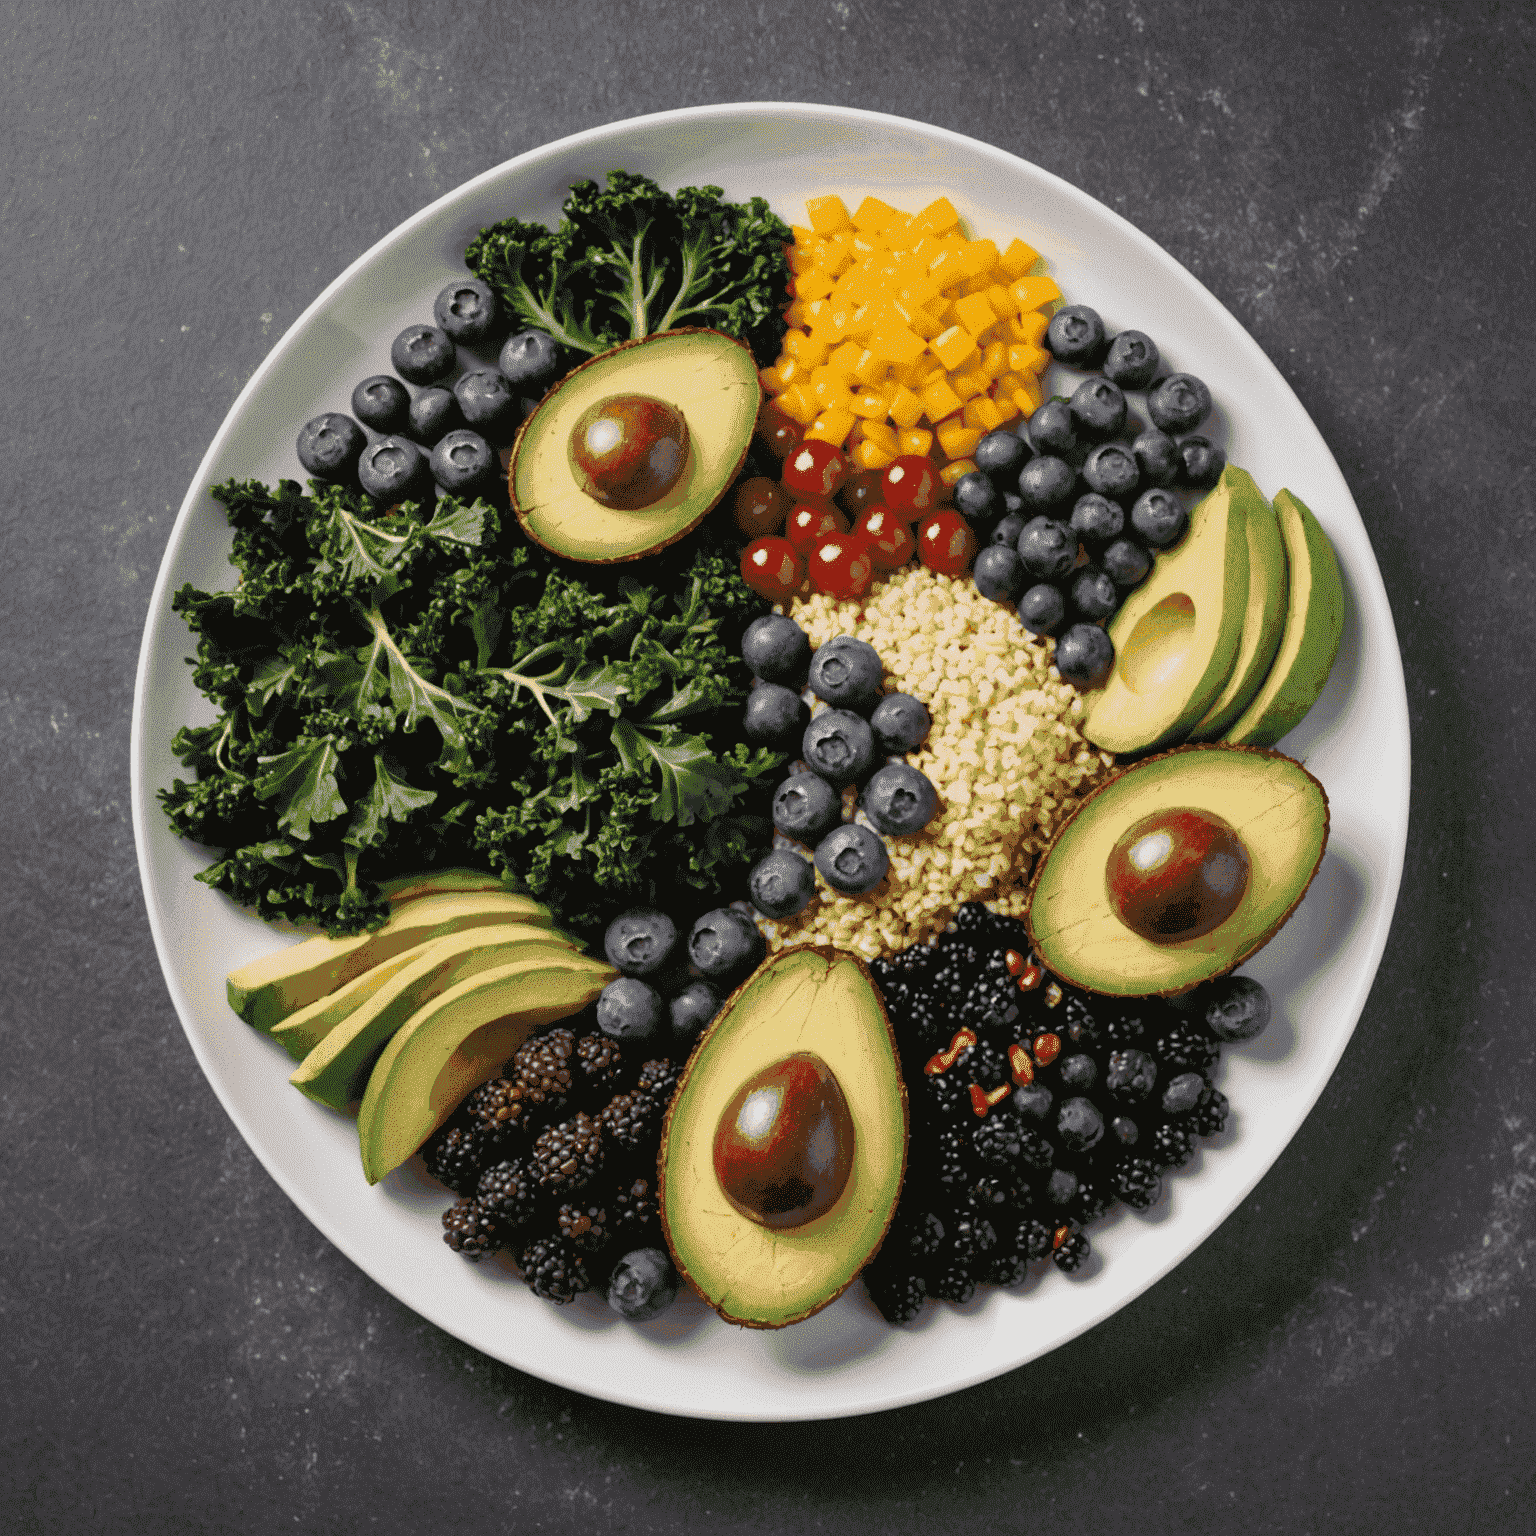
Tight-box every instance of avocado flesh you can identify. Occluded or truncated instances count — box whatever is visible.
[660,947,908,1329]
[1224,489,1345,747]
[1083,465,1257,755]
[287,924,579,1109]
[1026,745,1329,996]
[270,941,441,1063]
[225,890,552,1034]
[357,952,613,1184]
[510,329,760,563]
[374,867,506,906]
[1187,473,1289,741]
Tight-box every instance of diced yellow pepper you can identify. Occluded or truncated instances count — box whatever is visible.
[794,266,837,303]
[851,348,887,387]
[852,195,899,235]
[997,237,1040,279]
[1011,273,1064,312]
[1008,342,1050,375]
[806,405,857,446]
[948,365,989,401]
[914,196,960,235]
[919,376,965,423]
[805,195,851,236]
[849,387,891,419]
[868,325,927,366]
[953,291,997,337]
[852,438,895,471]
[888,384,923,429]
[931,325,978,372]
[939,457,979,487]
[898,427,934,457]
[859,419,899,455]
[810,369,851,408]
[1008,309,1050,347]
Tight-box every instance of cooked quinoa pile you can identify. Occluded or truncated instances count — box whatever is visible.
[768,564,1116,960]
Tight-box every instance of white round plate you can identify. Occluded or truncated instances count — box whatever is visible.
[131,103,1409,1421]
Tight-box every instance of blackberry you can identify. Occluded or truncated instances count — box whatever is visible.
[947,1211,998,1260]
[888,1208,946,1259]
[960,948,1019,1034]
[1151,1122,1195,1170]
[510,1027,575,1114]
[1012,1082,1053,1123]
[422,1122,491,1196]
[1154,1019,1220,1075]
[973,1112,1054,1171]
[983,1249,1029,1287]
[952,901,1008,942]
[476,1158,540,1236]
[966,1168,1028,1212]
[574,1032,629,1100]
[1189,1086,1231,1137]
[1097,1008,1149,1050]
[530,1112,605,1198]
[1046,1167,1079,1206]
[1058,1053,1098,1090]
[461,1076,541,1150]
[1110,1115,1141,1150]
[864,1264,927,1324]
[928,1121,976,1192]
[1071,1171,1115,1222]
[1106,1048,1157,1101]
[1113,1156,1163,1210]
[1053,1229,1091,1273]
[1059,991,1099,1050]
[609,1175,661,1241]
[556,1201,610,1252]
[928,1261,978,1305]
[442,1197,500,1259]
[635,1058,680,1103]
[599,1090,663,1156]
[1015,1216,1054,1261]
[518,1236,593,1304]
[918,1068,975,1125]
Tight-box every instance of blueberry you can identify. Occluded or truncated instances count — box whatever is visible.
[807,638,884,714]
[357,435,430,502]
[974,428,1029,484]
[772,772,843,844]
[1058,1053,1098,1090]
[971,543,1026,604]
[1017,454,1077,517]
[814,823,889,894]
[1176,434,1226,490]
[1046,1167,1079,1205]
[596,976,665,1043]
[952,470,999,521]
[1068,565,1119,623]
[408,385,466,445]
[498,329,563,395]
[1161,1071,1207,1118]
[1199,974,1272,1042]
[741,614,811,686]
[1111,1115,1140,1147]
[1053,624,1116,689]
[1106,1048,1156,1099]
[1018,583,1067,636]
[453,368,522,445]
[1016,515,1079,580]
[1069,377,1128,442]
[1102,537,1152,589]
[296,413,365,482]
[862,763,938,836]
[1057,1095,1105,1151]
[390,323,456,386]
[603,909,679,978]
[1012,1083,1053,1120]
[869,692,930,753]
[1130,488,1189,549]
[1148,373,1213,434]
[1081,442,1140,501]
[1027,399,1078,458]
[744,683,810,751]
[1045,305,1108,368]
[1103,329,1161,390]
[1131,429,1180,488]
[991,512,1027,549]
[1070,493,1124,550]
[430,429,496,495]
[352,374,411,434]
[802,709,877,787]
[607,1247,680,1321]
[668,981,720,1049]
[749,848,817,918]
[687,908,765,984]
[433,278,499,345]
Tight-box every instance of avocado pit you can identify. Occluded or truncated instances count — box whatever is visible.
[1105,806,1251,942]
[569,392,690,510]
[712,1051,855,1229]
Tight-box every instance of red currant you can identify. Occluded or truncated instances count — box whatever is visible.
[837,468,886,520]
[854,505,917,571]
[740,536,805,602]
[916,511,978,576]
[785,501,849,558]
[782,438,849,501]
[808,532,875,600]
[882,455,940,517]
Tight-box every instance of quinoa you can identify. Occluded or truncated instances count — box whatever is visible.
[767,564,1116,960]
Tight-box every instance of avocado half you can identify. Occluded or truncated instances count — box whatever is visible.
[508,328,761,563]
[659,945,908,1329]
[1026,744,1329,996]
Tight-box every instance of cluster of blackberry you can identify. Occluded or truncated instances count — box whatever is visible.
[865,903,1236,1323]
[427,1021,680,1305]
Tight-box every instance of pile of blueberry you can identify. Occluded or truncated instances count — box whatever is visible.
[293,276,566,503]
[739,615,938,917]
[949,305,1222,690]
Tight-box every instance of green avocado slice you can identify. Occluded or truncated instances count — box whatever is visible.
[1082,465,1257,756]
[357,952,613,1184]
[1026,744,1329,996]
[509,328,760,563]
[659,946,908,1329]
[1223,489,1345,747]
[1187,473,1289,741]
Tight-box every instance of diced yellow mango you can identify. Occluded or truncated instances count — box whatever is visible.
[980,340,1008,379]
[935,419,984,459]
[852,438,895,471]
[884,213,918,249]
[779,383,820,424]
[828,339,863,377]
[939,456,979,487]
[962,396,1006,432]
[948,366,988,401]
[806,194,851,236]
[931,325,978,372]
[898,426,934,457]
[1012,373,1045,416]
[851,348,886,387]
[985,282,1016,318]
[784,330,826,367]
[787,244,818,275]
[868,326,927,366]
[794,266,837,303]
[814,239,853,278]
[1011,273,1064,312]
[895,299,944,340]
[852,196,899,235]
[990,390,1021,424]
[927,247,966,286]
[790,224,816,244]
[888,384,923,429]
[953,292,997,337]
[806,404,857,446]
[959,239,999,280]
[860,419,899,454]
[759,364,786,393]
[783,299,808,328]
[997,237,1040,279]
[914,196,960,235]
[835,265,878,304]
[920,376,965,423]
[1008,310,1051,347]
[849,387,891,419]
[1008,342,1050,375]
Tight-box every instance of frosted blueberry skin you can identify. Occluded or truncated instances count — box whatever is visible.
[1070,493,1124,550]
[1018,583,1067,636]
[801,709,877,788]
[1068,565,1119,623]
[814,823,889,895]
[357,435,430,501]
[1016,454,1077,517]
[974,427,1030,484]
[453,368,522,445]
[869,692,931,754]
[1069,377,1128,442]
[1175,434,1227,490]
[429,429,496,495]
[1102,537,1153,589]
[596,976,665,1043]
[1103,329,1161,390]
[352,374,411,434]
[603,909,679,979]
[1027,398,1079,458]
[296,412,365,481]
[1016,515,1079,581]
[433,277,499,345]
[1081,442,1140,502]
[972,543,1026,604]
[1053,623,1116,690]
[807,637,884,715]
[862,763,939,836]
[749,848,817,919]
[391,323,457,385]
[1148,373,1213,434]
[1045,305,1109,368]
[1130,488,1189,549]
[952,470,999,521]
[687,908,765,984]
[608,1247,680,1321]
[990,511,1027,549]
[498,329,563,394]
[408,385,466,445]
[668,981,720,1049]
[772,772,843,845]
[741,614,811,686]
[743,683,810,752]
[1131,428,1180,488]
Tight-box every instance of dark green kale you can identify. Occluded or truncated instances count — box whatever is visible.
[160,478,777,938]
[465,169,792,365]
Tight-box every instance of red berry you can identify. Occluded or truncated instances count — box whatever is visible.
[733,476,791,538]
[853,505,917,571]
[807,532,875,600]
[756,403,801,459]
[916,511,978,576]
[782,438,849,500]
[785,500,849,557]
[882,455,940,517]
[740,536,805,602]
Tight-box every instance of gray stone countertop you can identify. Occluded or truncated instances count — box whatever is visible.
[3,2,1532,1531]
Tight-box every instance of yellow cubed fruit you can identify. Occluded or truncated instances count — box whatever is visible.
[884,213,918,249]
[852,438,896,471]
[981,340,1008,379]
[888,384,923,429]
[849,388,891,420]
[935,419,985,459]
[806,405,857,446]
[927,247,966,286]
[794,266,837,303]
[784,330,826,367]
[806,194,852,236]
[814,239,853,277]
[852,196,899,235]
[851,348,887,387]
[919,376,965,423]
[963,396,1006,432]
[1011,273,1064,312]
[828,339,864,377]
[959,239,999,279]
[779,383,820,424]
[835,265,878,304]
[997,237,1041,279]
[931,325,978,372]
[759,364,786,393]
[859,419,900,455]
[948,365,989,401]
[894,299,944,340]
[953,291,997,337]
[1008,309,1051,347]
[990,390,1021,424]
[782,299,808,328]
[1008,342,1051,375]
[898,427,934,457]
[1012,373,1045,416]
[868,326,927,366]
[790,224,816,244]
[787,244,817,275]
[914,196,961,235]
[986,282,1016,318]
[939,457,980,487]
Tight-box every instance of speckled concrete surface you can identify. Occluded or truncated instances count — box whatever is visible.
[4,2,1533,1531]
